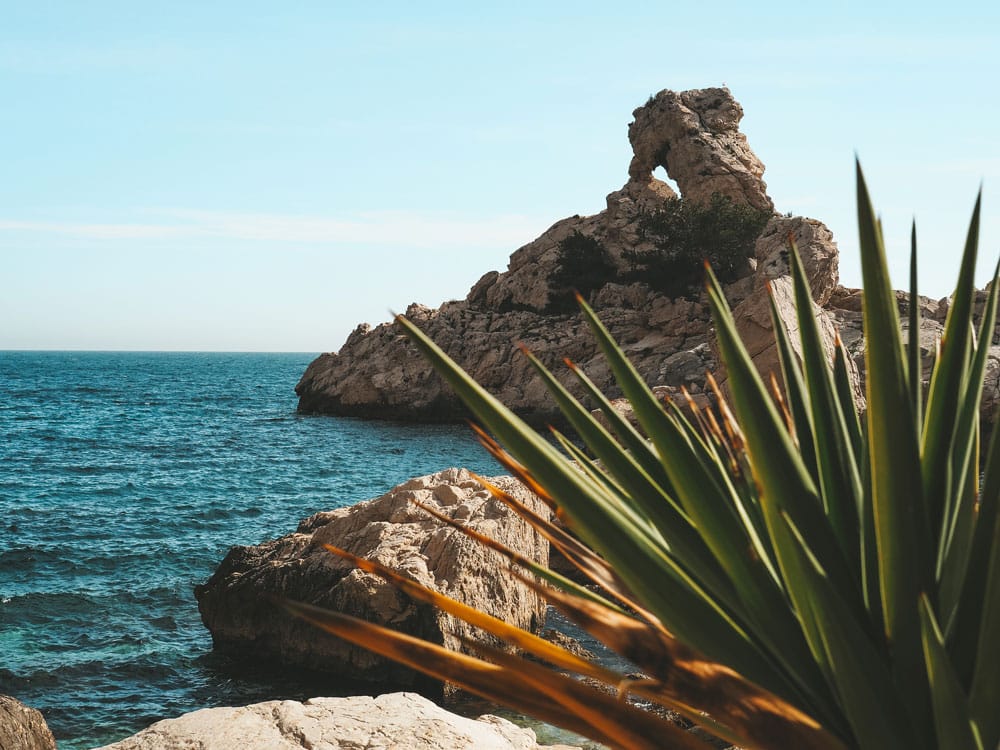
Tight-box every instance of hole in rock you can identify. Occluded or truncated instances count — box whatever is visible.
[652,165,680,195]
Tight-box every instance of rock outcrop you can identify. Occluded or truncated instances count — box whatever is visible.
[0,695,56,750]
[829,287,1000,424]
[94,692,580,750]
[297,87,849,424]
[195,469,548,691]
[627,88,773,212]
[295,86,1000,427]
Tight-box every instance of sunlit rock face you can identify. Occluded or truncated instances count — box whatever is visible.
[95,692,578,750]
[295,87,850,424]
[195,469,549,690]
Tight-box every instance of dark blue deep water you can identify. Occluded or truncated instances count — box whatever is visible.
[0,352,500,749]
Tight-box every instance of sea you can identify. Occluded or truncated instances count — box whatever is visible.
[0,351,503,749]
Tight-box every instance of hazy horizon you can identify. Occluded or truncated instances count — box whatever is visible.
[5,2,1000,351]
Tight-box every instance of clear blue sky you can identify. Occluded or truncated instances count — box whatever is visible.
[4,2,999,351]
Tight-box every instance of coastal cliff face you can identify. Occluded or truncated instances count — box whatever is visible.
[296,87,850,423]
[296,87,1000,426]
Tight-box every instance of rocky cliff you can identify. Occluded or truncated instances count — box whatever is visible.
[296,87,998,426]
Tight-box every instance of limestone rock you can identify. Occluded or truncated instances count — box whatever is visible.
[719,214,865,410]
[0,695,56,750]
[195,470,549,690]
[829,286,1000,424]
[628,88,773,211]
[94,692,580,750]
[295,87,847,425]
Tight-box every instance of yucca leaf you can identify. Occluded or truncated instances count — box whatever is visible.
[707,265,892,729]
[968,498,1000,748]
[452,634,713,750]
[781,512,918,749]
[832,333,865,477]
[408,497,623,612]
[564,357,677,492]
[938,262,1000,626]
[277,597,626,746]
[467,425,558,511]
[922,191,982,544]
[666,393,772,552]
[471,472,643,608]
[707,265,859,598]
[855,162,932,736]
[768,281,818,478]
[859,449,883,638]
[548,428,636,512]
[320,541,648,699]
[788,242,863,574]
[513,570,846,750]
[909,221,923,429]
[917,595,984,750]
[832,327,868,625]
[575,297,775,586]
[949,392,1000,685]
[701,374,775,562]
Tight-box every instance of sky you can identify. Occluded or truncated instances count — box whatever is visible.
[3,2,1000,351]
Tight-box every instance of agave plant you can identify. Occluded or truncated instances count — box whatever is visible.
[282,165,1000,749]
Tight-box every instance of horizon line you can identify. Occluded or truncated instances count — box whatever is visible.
[0,348,324,354]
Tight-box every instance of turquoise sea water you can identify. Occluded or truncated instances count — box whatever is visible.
[0,351,500,749]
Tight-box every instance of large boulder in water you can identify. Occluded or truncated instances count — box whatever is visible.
[94,692,580,750]
[0,695,56,750]
[195,469,549,691]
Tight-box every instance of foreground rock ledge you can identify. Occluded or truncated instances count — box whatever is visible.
[94,692,580,750]
[195,469,549,690]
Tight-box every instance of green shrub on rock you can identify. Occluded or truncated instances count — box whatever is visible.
[626,192,772,298]
[547,230,617,312]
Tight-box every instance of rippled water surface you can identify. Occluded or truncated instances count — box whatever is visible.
[0,351,499,748]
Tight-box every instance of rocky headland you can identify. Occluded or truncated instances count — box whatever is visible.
[295,87,849,424]
[295,86,1000,427]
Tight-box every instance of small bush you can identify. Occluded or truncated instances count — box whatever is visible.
[547,231,617,312]
[625,193,771,298]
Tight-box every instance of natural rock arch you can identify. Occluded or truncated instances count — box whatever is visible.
[626,87,774,212]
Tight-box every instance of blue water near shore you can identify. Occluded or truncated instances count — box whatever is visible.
[0,351,501,749]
